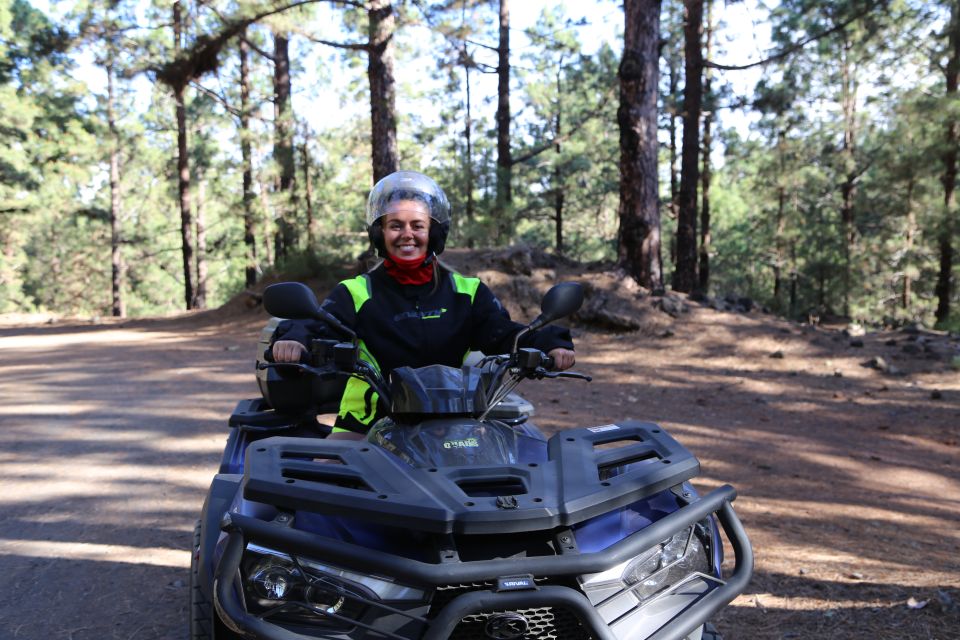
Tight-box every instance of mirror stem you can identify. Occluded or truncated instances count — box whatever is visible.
[512,319,544,353]
[512,327,529,353]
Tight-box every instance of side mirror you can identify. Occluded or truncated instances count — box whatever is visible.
[513,282,583,352]
[262,282,358,341]
[535,281,584,327]
[263,282,323,320]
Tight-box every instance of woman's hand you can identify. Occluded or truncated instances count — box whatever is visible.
[547,348,576,371]
[272,340,306,363]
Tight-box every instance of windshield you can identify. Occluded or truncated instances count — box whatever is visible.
[369,418,522,468]
[389,364,487,417]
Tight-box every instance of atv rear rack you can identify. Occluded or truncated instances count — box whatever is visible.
[242,421,700,534]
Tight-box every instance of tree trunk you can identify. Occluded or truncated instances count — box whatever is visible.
[617,0,663,292]
[106,56,124,318]
[495,0,512,243]
[840,35,857,318]
[697,0,713,294]
[554,63,564,256]
[774,130,787,309]
[173,1,196,310]
[698,112,711,294]
[464,50,475,225]
[937,0,960,325]
[789,242,798,314]
[240,32,257,288]
[195,168,208,309]
[368,0,399,183]
[258,175,274,268]
[673,0,703,294]
[301,142,316,253]
[667,3,680,224]
[669,50,680,222]
[274,31,296,260]
[903,177,915,310]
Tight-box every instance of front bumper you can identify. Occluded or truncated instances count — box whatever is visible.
[213,484,752,640]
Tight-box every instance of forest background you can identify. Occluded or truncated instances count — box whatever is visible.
[1,0,958,332]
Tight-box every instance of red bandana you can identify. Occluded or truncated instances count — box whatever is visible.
[383,254,434,285]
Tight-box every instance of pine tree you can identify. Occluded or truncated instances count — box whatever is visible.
[618,0,664,291]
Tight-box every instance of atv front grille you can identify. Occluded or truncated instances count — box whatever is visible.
[453,607,590,640]
[432,583,592,640]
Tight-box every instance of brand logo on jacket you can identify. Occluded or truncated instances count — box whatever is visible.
[484,612,529,640]
[393,307,447,321]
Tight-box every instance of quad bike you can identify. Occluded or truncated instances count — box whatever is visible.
[191,280,753,640]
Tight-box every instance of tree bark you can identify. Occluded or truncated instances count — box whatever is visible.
[195,168,208,308]
[839,34,857,318]
[617,0,663,292]
[554,62,564,255]
[495,0,512,242]
[774,130,787,308]
[258,175,274,268]
[107,55,124,318]
[301,142,316,252]
[673,0,703,294]
[789,242,798,314]
[173,1,197,310]
[903,177,915,310]
[240,32,257,288]
[697,0,713,294]
[937,0,960,325]
[464,49,475,225]
[668,45,680,223]
[274,31,296,260]
[368,0,398,183]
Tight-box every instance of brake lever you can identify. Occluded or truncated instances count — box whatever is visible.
[256,361,328,377]
[540,369,592,382]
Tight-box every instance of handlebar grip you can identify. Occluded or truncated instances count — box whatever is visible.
[264,344,310,364]
[543,355,556,371]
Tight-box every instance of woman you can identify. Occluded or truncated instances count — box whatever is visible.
[272,171,575,438]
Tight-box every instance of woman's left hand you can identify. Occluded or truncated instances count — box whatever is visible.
[547,348,576,371]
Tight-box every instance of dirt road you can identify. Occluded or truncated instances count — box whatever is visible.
[0,315,261,639]
[0,302,958,639]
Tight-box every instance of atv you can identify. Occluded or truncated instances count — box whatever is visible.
[191,280,753,640]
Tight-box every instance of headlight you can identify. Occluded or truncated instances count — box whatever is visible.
[240,544,425,627]
[578,523,713,617]
[620,526,710,600]
[250,556,296,600]
[247,555,345,614]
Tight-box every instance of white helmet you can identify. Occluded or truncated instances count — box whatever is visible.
[366,171,451,256]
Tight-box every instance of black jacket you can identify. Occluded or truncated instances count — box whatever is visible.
[276,264,573,373]
[273,264,574,430]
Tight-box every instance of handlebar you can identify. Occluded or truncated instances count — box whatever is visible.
[262,346,312,365]
[514,348,589,380]
[263,343,588,421]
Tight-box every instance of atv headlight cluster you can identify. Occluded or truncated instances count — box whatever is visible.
[241,544,425,626]
[620,525,711,600]
[247,555,346,613]
[578,523,713,616]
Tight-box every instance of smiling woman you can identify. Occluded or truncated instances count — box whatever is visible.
[381,202,430,261]
[269,170,576,436]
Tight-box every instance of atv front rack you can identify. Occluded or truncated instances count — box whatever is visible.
[214,484,753,640]
[242,421,700,534]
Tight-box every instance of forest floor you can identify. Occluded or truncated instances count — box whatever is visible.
[0,247,958,639]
